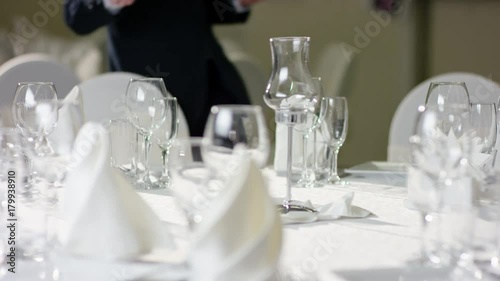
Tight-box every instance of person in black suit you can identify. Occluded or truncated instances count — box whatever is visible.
[64,0,261,136]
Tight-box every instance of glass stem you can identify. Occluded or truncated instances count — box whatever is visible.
[143,134,152,181]
[161,147,170,177]
[419,212,430,262]
[132,132,140,172]
[329,147,339,179]
[285,125,293,205]
[302,134,309,179]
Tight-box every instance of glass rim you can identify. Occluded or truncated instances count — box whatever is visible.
[129,77,164,82]
[210,104,262,113]
[153,96,177,101]
[270,36,310,42]
[325,96,347,102]
[17,82,55,86]
[429,81,467,86]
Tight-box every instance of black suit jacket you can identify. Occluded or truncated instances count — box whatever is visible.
[64,0,251,136]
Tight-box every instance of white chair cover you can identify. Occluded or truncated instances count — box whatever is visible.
[0,53,79,125]
[388,72,500,162]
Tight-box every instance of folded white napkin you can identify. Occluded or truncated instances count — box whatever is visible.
[278,192,372,225]
[60,122,172,260]
[48,86,84,155]
[190,156,282,281]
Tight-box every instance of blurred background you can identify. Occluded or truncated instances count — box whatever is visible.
[0,0,499,168]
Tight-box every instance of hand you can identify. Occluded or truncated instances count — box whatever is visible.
[239,0,263,8]
[104,0,135,9]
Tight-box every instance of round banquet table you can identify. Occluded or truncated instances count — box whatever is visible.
[12,167,428,281]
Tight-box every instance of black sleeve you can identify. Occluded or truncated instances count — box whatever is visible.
[64,0,116,35]
[207,0,250,24]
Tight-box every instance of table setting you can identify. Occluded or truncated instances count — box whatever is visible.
[0,36,500,281]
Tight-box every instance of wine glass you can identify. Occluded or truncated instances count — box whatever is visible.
[153,97,179,189]
[12,82,58,156]
[321,97,348,185]
[294,78,327,187]
[125,78,168,189]
[203,105,270,169]
[425,82,471,113]
[408,106,474,273]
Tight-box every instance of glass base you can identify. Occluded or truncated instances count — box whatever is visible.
[276,200,318,223]
[151,175,171,190]
[327,176,349,186]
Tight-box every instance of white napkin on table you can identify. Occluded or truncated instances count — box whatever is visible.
[190,156,282,281]
[278,192,372,225]
[60,122,172,260]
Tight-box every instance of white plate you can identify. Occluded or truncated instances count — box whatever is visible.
[344,161,407,176]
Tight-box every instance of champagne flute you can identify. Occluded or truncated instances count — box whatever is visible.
[294,78,327,187]
[125,78,168,189]
[321,97,348,185]
[153,97,179,189]
[203,105,270,169]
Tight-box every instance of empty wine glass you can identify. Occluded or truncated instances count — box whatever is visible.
[294,78,327,187]
[203,105,270,169]
[321,97,348,185]
[409,105,473,269]
[153,97,179,189]
[425,82,471,113]
[125,78,168,189]
[12,82,58,157]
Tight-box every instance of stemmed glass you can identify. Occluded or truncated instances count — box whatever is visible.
[125,78,168,189]
[12,82,58,157]
[425,82,471,112]
[203,105,270,169]
[294,78,327,187]
[321,97,348,185]
[153,97,179,189]
[407,105,476,278]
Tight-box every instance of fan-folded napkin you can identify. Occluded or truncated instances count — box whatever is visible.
[60,122,172,260]
[190,156,282,281]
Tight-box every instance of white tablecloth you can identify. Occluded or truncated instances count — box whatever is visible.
[12,169,422,281]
